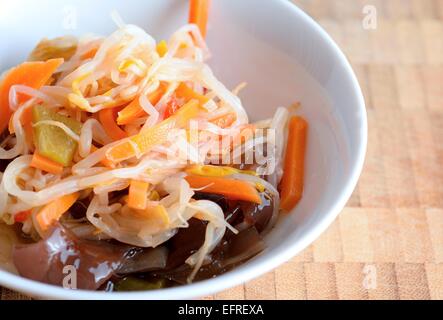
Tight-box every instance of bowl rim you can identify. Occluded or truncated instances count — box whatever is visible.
[0,0,367,300]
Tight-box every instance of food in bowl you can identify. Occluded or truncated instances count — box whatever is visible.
[0,0,307,291]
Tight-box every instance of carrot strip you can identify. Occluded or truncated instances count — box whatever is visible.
[175,82,209,105]
[90,145,115,168]
[106,99,201,163]
[30,152,64,175]
[0,58,64,133]
[14,210,32,223]
[279,116,308,212]
[163,96,180,119]
[8,106,33,134]
[98,107,128,141]
[35,193,79,233]
[9,107,34,147]
[163,83,208,119]
[185,175,261,204]
[189,0,210,37]
[81,48,98,60]
[116,83,166,125]
[128,180,150,210]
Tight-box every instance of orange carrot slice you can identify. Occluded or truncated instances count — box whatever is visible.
[8,106,33,134]
[163,96,180,119]
[81,48,98,60]
[116,83,166,125]
[128,180,150,210]
[8,107,34,148]
[98,107,128,141]
[279,116,308,212]
[175,82,209,105]
[0,58,64,133]
[89,145,115,168]
[189,0,210,37]
[185,175,261,204]
[106,99,201,163]
[163,83,208,119]
[30,152,64,175]
[35,193,79,234]
[14,210,32,223]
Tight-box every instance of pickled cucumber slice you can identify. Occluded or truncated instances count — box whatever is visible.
[32,105,81,166]
[114,277,166,291]
[28,36,78,62]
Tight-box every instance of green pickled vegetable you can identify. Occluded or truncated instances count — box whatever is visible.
[32,104,82,166]
[114,277,166,291]
[28,36,78,62]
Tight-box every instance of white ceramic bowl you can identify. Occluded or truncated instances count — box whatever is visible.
[0,0,367,299]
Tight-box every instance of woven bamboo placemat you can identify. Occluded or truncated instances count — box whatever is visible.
[1,0,443,300]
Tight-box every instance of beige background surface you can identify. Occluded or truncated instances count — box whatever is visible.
[2,0,443,300]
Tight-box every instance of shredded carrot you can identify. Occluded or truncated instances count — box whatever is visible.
[116,83,206,126]
[279,116,308,212]
[128,180,150,210]
[189,0,210,38]
[175,82,209,105]
[0,58,63,134]
[116,83,166,125]
[9,107,34,147]
[30,152,64,174]
[98,107,128,141]
[106,99,201,163]
[35,193,79,233]
[163,96,180,119]
[81,48,98,60]
[185,175,261,204]
[8,106,33,134]
[163,83,208,119]
[14,210,32,223]
[90,145,115,168]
